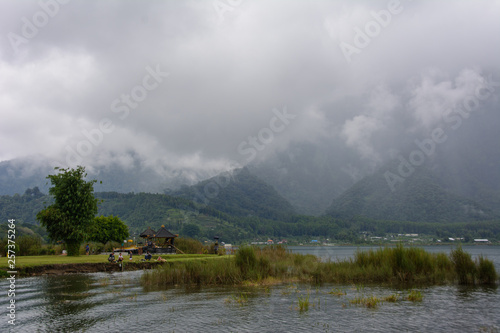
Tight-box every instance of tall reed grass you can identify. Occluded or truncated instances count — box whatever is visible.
[141,244,498,288]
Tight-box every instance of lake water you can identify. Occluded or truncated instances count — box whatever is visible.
[1,246,499,332]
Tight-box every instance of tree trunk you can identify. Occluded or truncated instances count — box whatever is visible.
[66,241,81,256]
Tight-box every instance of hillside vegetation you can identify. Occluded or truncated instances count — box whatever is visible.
[173,167,296,221]
[327,166,497,222]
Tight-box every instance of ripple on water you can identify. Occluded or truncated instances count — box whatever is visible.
[1,252,499,333]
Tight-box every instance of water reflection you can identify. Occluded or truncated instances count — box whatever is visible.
[39,274,104,332]
[1,246,498,332]
[455,284,498,299]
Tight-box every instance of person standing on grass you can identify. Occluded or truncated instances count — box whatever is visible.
[129,252,133,261]
[86,244,90,255]
[118,252,123,262]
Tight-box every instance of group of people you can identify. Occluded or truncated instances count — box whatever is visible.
[108,251,153,263]
[107,252,133,263]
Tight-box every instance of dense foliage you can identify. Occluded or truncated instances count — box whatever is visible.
[88,215,129,244]
[36,167,98,255]
[1,189,499,244]
[174,167,296,221]
[328,166,497,222]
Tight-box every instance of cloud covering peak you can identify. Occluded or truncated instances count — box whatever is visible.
[1,0,499,179]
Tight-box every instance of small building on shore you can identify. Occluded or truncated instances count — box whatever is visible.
[474,239,490,243]
[140,225,178,254]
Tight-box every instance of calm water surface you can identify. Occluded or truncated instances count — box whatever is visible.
[1,246,499,332]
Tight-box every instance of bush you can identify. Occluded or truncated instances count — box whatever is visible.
[352,244,446,283]
[235,246,257,278]
[142,257,241,287]
[17,235,42,256]
[450,245,477,285]
[0,238,7,257]
[90,242,106,254]
[44,244,62,255]
[2,239,20,257]
[477,255,497,285]
[175,237,206,254]
[104,241,121,252]
[65,241,81,256]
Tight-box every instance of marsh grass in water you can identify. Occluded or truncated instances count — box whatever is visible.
[141,244,498,289]
[224,293,249,305]
[450,246,477,285]
[383,294,399,302]
[328,288,347,296]
[350,295,381,308]
[407,290,423,302]
[477,255,497,285]
[297,293,310,312]
[450,245,498,285]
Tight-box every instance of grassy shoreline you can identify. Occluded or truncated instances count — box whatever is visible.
[2,245,498,286]
[0,254,227,277]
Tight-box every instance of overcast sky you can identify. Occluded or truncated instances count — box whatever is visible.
[1,0,499,177]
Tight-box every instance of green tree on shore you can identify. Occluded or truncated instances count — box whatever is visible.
[36,166,98,256]
[88,215,129,245]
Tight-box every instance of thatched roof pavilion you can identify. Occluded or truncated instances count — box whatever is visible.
[155,226,176,238]
[154,225,177,246]
[140,227,156,238]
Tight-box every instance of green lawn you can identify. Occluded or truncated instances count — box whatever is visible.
[0,254,228,269]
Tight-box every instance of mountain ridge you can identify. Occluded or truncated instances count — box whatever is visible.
[172,167,296,221]
[326,161,498,222]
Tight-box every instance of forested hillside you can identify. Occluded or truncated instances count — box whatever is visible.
[327,164,497,222]
[2,187,499,244]
[172,167,296,221]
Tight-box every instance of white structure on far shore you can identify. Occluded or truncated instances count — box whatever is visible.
[474,239,490,243]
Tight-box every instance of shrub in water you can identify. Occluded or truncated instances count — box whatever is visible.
[297,293,310,312]
[450,245,477,285]
[407,290,423,302]
[384,294,399,302]
[477,255,497,285]
[350,295,380,308]
[235,246,257,278]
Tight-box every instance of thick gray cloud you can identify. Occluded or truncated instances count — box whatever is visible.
[1,0,499,177]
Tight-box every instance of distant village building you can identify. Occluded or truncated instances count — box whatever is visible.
[474,239,490,243]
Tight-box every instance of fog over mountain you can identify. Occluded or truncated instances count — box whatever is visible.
[1,1,499,216]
